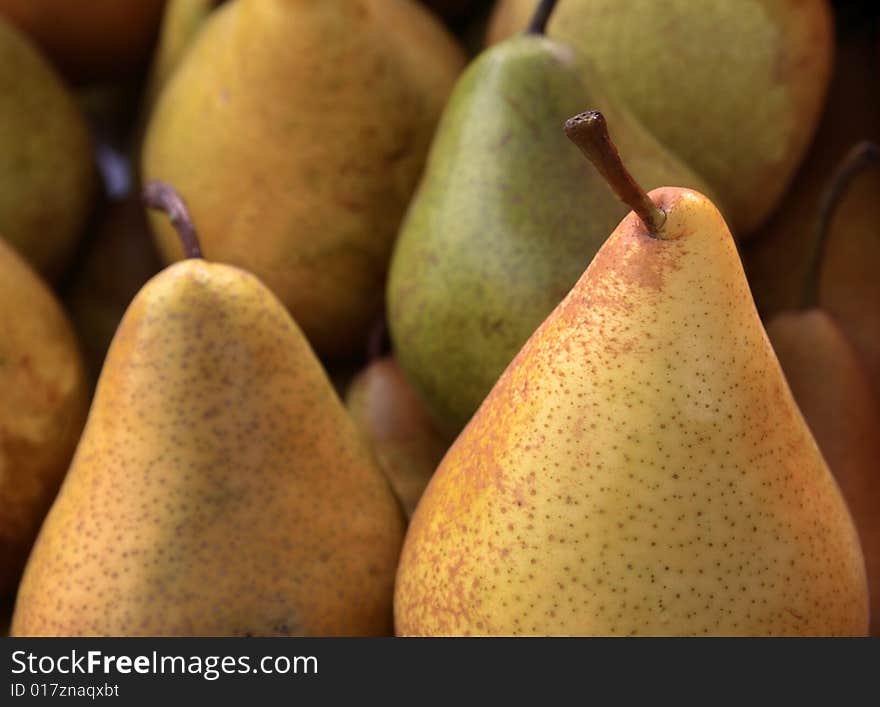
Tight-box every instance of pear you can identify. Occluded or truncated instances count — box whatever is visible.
[0,18,95,278]
[142,0,224,117]
[486,0,834,236]
[346,356,450,518]
[767,311,880,637]
[394,112,869,636]
[12,183,405,636]
[0,0,166,82]
[0,237,89,599]
[143,0,466,359]
[388,0,713,435]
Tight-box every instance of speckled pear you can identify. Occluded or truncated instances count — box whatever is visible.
[143,0,465,358]
[12,184,405,636]
[388,0,712,435]
[393,113,869,636]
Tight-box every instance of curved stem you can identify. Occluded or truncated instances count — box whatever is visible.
[802,141,880,309]
[564,111,666,237]
[525,0,558,35]
[142,181,203,259]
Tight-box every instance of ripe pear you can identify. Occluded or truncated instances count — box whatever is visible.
[12,183,405,636]
[0,237,89,599]
[486,0,834,236]
[0,18,95,278]
[346,356,450,518]
[0,0,166,82]
[142,0,224,116]
[143,0,466,359]
[767,311,880,636]
[388,0,713,435]
[394,112,868,636]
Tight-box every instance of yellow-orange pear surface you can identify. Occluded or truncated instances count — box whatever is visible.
[767,310,880,636]
[394,114,868,636]
[0,238,88,598]
[143,0,465,358]
[0,18,95,278]
[12,185,405,636]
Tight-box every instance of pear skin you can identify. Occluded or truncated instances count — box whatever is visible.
[0,238,89,599]
[767,310,880,636]
[0,18,95,278]
[143,0,465,359]
[142,0,223,117]
[0,0,166,82]
[395,186,868,636]
[346,357,450,518]
[486,0,833,236]
[12,208,405,636]
[388,27,714,436]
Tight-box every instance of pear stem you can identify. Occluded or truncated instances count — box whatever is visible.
[142,181,203,259]
[801,141,879,309]
[564,111,667,238]
[525,0,558,35]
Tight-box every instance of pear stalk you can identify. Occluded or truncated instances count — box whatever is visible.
[142,180,203,259]
[525,0,558,35]
[564,111,667,238]
[802,141,880,309]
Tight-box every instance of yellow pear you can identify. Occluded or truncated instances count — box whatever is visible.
[486,0,833,236]
[12,183,405,636]
[142,0,221,116]
[0,18,95,278]
[767,310,880,636]
[0,238,88,599]
[394,112,868,636]
[143,0,465,358]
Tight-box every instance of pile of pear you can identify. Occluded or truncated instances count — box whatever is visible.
[0,0,877,637]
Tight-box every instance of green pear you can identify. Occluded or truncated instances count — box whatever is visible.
[388,0,713,435]
[143,0,466,359]
[0,17,95,278]
[394,112,868,636]
[487,0,834,236]
[12,183,405,636]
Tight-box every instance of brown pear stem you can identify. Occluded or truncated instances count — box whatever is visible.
[564,111,667,237]
[525,0,558,35]
[802,141,880,309]
[142,181,203,259]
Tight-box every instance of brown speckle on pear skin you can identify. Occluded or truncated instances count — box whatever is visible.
[394,188,869,637]
[11,260,405,637]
